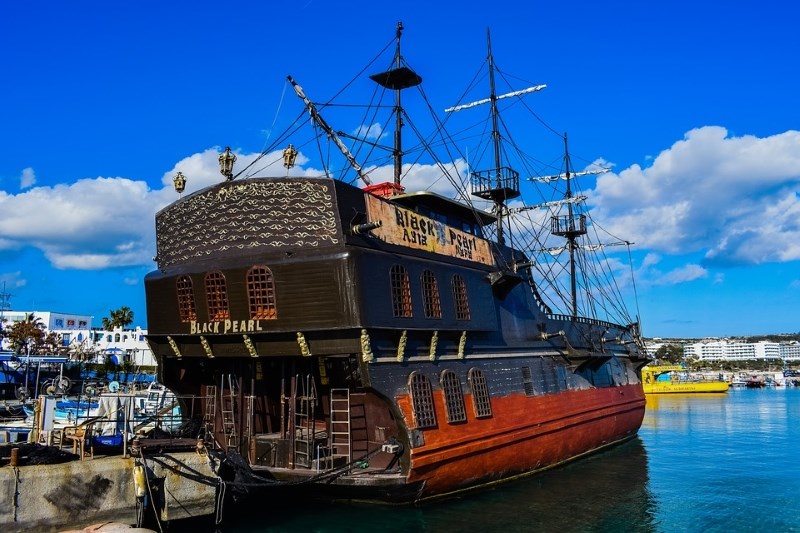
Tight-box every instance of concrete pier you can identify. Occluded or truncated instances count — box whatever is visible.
[0,451,216,533]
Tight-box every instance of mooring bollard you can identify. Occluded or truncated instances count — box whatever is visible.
[10,447,19,467]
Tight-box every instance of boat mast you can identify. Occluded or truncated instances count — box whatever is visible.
[551,133,587,318]
[486,32,506,244]
[369,22,422,193]
[445,29,547,247]
[392,22,404,188]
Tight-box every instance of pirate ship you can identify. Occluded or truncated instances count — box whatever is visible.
[144,23,649,503]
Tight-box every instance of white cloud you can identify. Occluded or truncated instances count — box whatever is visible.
[20,167,36,189]
[0,271,27,288]
[591,127,800,266]
[4,127,800,274]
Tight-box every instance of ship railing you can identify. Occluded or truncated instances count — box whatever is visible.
[546,313,625,332]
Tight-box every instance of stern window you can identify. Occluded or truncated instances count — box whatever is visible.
[205,271,230,321]
[409,372,436,428]
[440,370,466,423]
[468,368,493,418]
[390,265,413,318]
[247,265,278,319]
[421,270,442,319]
[452,274,470,320]
[176,275,197,323]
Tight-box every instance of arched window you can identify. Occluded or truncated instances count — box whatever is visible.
[421,270,442,319]
[468,368,493,418]
[176,275,197,323]
[114,333,121,343]
[390,265,413,318]
[452,274,470,320]
[409,372,436,428]
[205,271,230,321]
[247,265,277,319]
[440,370,466,423]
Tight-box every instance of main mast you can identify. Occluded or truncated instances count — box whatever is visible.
[369,21,422,191]
[446,29,545,246]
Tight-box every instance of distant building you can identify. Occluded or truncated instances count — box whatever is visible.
[0,310,156,366]
[683,339,800,363]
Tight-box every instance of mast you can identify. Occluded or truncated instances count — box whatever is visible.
[486,32,505,243]
[392,23,404,187]
[369,21,422,192]
[446,29,546,246]
[550,133,587,317]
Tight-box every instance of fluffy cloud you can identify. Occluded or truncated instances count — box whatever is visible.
[590,127,800,266]
[20,168,36,189]
[3,127,800,274]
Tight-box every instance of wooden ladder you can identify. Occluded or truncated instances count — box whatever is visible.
[293,374,316,468]
[220,374,239,448]
[329,388,351,465]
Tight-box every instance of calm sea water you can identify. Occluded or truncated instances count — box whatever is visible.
[185,388,800,532]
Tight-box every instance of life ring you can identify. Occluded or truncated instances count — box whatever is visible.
[108,381,120,393]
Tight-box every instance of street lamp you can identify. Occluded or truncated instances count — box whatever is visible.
[219,146,237,180]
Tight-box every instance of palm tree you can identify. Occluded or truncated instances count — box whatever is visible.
[7,313,46,354]
[101,306,135,330]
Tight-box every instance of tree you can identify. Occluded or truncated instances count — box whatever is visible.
[6,313,46,354]
[101,306,134,330]
[654,344,685,364]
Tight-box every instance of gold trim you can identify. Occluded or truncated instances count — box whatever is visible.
[200,336,214,358]
[429,330,439,361]
[361,329,374,362]
[297,332,311,356]
[396,330,407,362]
[243,334,257,357]
[166,336,182,358]
[458,330,467,359]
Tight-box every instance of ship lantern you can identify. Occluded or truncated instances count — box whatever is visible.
[172,171,187,194]
[218,146,237,180]
[283,144,298,171]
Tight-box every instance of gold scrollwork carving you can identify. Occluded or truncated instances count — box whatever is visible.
[297,332,311,356]
[396,330,407,362]
[167,335,181,358]
[361,329,374,363]
[200,335,214,358]
[429,330,439,361]
[243,334,257,357]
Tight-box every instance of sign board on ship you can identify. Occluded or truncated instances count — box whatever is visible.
[365,194,494,266]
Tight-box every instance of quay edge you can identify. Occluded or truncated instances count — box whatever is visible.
[0,451,216,532]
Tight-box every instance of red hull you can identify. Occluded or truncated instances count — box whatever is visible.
[397,384,645,498]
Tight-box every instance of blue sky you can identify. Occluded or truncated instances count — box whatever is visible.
[1,1,799,339]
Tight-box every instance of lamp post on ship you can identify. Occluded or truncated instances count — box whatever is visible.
[219,146,236,180]
[283,144,297,175]
[173,172,187,196]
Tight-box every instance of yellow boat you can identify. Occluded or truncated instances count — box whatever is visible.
[642,365,729,394]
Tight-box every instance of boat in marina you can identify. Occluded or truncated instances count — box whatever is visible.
[144,23,649,503]
[642,365,729,394]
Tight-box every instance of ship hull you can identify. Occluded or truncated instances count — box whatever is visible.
[246,382,644,503]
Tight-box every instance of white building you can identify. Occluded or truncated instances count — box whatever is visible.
[683,339,800,363]
[0,310,156,367]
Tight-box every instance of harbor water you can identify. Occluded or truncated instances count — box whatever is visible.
[190,388,800,532]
